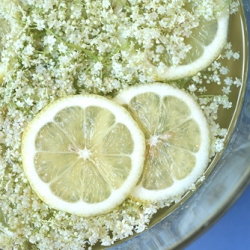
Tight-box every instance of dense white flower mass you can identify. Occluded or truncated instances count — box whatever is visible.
[0,0,243,249]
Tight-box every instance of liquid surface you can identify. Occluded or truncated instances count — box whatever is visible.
[103,2,248,248]
[148,1,248,230]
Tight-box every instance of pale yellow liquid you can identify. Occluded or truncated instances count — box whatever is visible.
[97,2,249,249]
[147,0,248,229]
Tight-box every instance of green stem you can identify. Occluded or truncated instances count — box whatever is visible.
[198,94,216,98]
[45,28,99,61]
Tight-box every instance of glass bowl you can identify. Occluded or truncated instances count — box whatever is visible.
[109,1,250,249]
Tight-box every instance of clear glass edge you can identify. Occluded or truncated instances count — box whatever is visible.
[108,1,250,249]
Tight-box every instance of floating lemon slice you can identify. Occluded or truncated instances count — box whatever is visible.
[148,14,229,81]
[116,2,229,81]
[114,83,210,202]
[21,95,145,217]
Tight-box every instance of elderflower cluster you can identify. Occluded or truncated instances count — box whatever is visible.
[0,0,243,249]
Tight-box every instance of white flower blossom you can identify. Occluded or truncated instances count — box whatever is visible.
[224,76,233,85]
[23,44,35,56]
[58,43,68,54]
[93,62,103,72]
[43,35,56,48]
[213,138,224,152]
[222,86,231,94]
[233,52,240,60]
[233,78,242,87]
[188,84,197,92]
[219,66,229,75]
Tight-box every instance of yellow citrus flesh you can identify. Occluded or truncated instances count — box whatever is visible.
[21,95,145,217]
[114,83,210,202]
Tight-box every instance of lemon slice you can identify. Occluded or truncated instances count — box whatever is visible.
[147,14,229,81]
[114,83,210,202]
[117,4,229,81]
[21,95,145,217]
